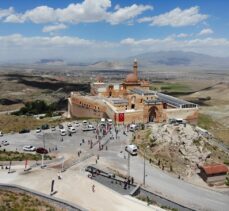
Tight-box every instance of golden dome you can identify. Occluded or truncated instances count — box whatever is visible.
[125,73,138,83]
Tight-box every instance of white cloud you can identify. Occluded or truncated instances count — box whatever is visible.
[0,7,14,20]
[23,6,56,24]
[55,0,110,23]
[42,24,68,33]
[1,0,152,25]
[0,34,94,47]
[198,28,214,36]
[108,4,153,25]
[4,14,24,23]
[1,34,229,63]
[120,37,229,56]
[138,6,208,27]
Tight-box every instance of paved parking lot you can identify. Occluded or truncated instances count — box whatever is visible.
[0,120,131,168]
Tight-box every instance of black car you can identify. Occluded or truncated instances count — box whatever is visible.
[19,129,30,134]
[41,124,49,130]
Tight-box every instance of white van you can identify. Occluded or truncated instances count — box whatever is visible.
[82,120,88,126]
[129,124,137,132]
[100,118,106,126]
[125,144,138,156]
[107,119,113,125]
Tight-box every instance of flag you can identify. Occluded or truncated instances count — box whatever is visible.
[119,113,124,122]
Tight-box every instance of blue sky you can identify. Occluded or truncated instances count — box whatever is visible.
[0,0,229,62]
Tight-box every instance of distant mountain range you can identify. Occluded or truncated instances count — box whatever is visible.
[76,51,229,72]
[36,59,65,65]
[3,51,228,73]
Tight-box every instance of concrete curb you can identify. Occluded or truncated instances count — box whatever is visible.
[130,184,140,196]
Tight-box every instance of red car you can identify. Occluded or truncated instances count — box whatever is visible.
[36,147,48,154]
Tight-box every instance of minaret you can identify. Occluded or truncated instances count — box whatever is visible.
[133,59,138,79]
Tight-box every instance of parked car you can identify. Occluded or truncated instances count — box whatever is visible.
[36,147,48,154]
[59,124,64,129]
[67,123,72,128]
[0,131,3,137]
[82,120,88,126]
[2,140,9,146]
[68,127,76,133]
[74,122,80,127]
[60,129,67,136]
[23,145,36,151]
[51,126,56,131]
[125,144,138,156]
[19,129,30,134]
[82,124,96,131]
[36,128,41,133]
[41,124,49,130]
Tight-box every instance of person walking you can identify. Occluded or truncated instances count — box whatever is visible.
[131,177,134,184]
[92,184,95,192]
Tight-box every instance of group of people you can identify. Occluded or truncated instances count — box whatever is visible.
[48,146,57,152]
[123,176,134,189]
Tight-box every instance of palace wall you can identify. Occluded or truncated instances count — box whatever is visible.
[164,108,199,124]
[69,100,104,119]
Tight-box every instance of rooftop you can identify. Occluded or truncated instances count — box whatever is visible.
[131,89,156,96]
[144,99,162,104]
[107,98,128,105]
[200,164,228,175]
[156,92,197,108]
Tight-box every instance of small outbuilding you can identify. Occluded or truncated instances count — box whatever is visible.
[199,164,228,185]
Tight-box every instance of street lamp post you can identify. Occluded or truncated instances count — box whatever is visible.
[43,131,45,149]
[143,145,149,186]
[41,131,46,168]
[127,152,130,177]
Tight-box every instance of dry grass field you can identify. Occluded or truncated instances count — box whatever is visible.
[0,189,65,211]
[0,114,65,133]
[184,82,229,145]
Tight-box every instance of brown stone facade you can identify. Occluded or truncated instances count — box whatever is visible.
[68,61,198,124]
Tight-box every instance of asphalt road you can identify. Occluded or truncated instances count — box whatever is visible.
[97,130,229,211]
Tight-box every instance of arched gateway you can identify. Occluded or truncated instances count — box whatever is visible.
[148,106,158,122]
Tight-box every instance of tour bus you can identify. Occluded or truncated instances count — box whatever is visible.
[125,144,138,156]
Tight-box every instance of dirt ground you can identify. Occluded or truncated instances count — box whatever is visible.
[183,82,229,145]
[0,114,67,133]
[134,125,229,184]
[0,189,65,211]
